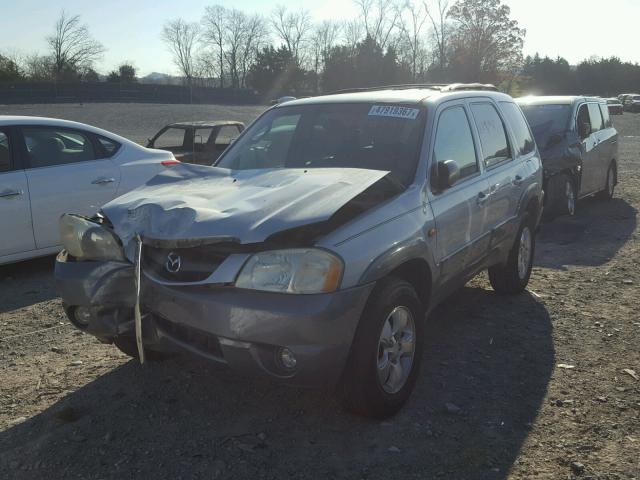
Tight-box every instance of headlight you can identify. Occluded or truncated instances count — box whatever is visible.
[59,214,125,262]
[235,249,343,294]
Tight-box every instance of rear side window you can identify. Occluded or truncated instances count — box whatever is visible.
[22,127,96,168]
[587,104,604,132]
[500,102,535,156]
[97,136,121,157]
[598,104,611,128]
[470,103,511,167]
[0,131,11,172]
[433,106,478,182]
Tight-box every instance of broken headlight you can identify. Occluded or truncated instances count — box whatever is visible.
[59,214,125,262]
[235,249,343,294]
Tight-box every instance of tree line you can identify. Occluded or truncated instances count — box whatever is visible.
[1,1,640,99]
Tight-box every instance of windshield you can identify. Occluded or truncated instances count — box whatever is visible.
[519,104,572,150]
[607,99,620,104]
[216,103,426,186]
[633,96,640,101]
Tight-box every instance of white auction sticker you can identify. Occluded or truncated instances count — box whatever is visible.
[368,105,420,119]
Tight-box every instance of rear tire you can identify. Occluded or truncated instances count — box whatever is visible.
[340,277,424,418]
[113,337,172,361]
[489,215,535,295]
[598,162,616,201]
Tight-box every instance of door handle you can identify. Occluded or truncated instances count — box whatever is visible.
[477,191,490,206]
[91,178,115,185]
[0,189,23,199]
[513,175,524,186]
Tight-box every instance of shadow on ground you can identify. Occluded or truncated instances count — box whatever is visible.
[0,287,553,480]
[0,255,57,314]
[536,197,637,269]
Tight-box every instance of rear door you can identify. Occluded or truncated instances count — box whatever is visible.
[18,126,120,249]
[0,127,35,257]
[428,102,490,285]
[469,101,530,251]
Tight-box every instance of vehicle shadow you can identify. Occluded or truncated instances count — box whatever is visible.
[0,255,58,314]
[0,287,553,480]
[536,197,637,270]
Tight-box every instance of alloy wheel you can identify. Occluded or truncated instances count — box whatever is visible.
[377,306,416,394]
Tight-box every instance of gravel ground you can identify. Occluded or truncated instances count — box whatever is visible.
[0,106,638,480]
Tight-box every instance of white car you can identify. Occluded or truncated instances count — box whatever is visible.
[0,116,178,265]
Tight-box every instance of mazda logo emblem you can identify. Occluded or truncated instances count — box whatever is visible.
[165,252,182,273]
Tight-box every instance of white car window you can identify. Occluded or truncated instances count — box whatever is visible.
[22,128,97,168]
[0,131,10,172]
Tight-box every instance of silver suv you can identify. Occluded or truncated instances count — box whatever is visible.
[56,84,544,418]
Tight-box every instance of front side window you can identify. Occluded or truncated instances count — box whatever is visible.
[500,102,535,156]
[470,103,511,167]
[432,106,478,182]
[153,127,188,150]
[22,127,96,168]
[576,104,591,138]
[587,103,604,132]
[217,103,426,186]
[0,131,10,172]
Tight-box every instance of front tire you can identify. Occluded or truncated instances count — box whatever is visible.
[340,277,424,418]
[489,215,535,295]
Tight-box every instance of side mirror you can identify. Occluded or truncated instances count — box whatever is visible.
[578,122,591,139]
[432,159,460,191]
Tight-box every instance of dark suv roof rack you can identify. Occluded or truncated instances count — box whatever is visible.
[328,83,498,95]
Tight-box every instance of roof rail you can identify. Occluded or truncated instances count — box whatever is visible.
[327,82,498,95]
[440,83,498,92]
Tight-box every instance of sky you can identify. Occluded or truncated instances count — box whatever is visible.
[2,0,640,76]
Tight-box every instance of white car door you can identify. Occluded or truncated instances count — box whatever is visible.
[0,128,35,257]
[19,126,120,249]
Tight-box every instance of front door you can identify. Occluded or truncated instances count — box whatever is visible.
[577,103,600,196]
[0,128,35,257]
[18,126,120,249]
[428,103,490,286]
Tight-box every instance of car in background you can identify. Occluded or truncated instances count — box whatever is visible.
[56,84,544,418]
[0,116,178,265]
[146,121,244,165]
[621,94,640,112]
[606,98,623,115]
[517,96,618,217]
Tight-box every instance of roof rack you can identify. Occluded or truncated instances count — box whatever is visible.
[328,83,498,95]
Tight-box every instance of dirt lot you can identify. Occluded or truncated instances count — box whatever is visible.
[0,103,266,144]
[0,106,638,480]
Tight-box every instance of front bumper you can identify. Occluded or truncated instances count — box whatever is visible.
[55,252,374,388]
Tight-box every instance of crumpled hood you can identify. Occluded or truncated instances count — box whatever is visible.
[102,163,389,247]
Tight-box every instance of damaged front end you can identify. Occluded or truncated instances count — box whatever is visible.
[55,165,399,387]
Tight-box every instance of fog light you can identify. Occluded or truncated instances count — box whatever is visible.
[279,347,297,369]
[73,307,93,328]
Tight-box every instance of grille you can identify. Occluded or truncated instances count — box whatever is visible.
[155,315,224,360]
[142,245,228,282]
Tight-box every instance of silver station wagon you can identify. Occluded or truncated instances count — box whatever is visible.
[56,84,544,417]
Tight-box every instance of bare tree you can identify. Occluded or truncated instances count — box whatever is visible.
[353,0,401,50]
[47,11,105,78]
[423,0,450,71]
[343,19,365,51]
[201,5,227,87]
[397,0,429,80]
[161,18,201,85]
[270,5,312,63]
[309,21,342,74]
[238,14,269,88]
